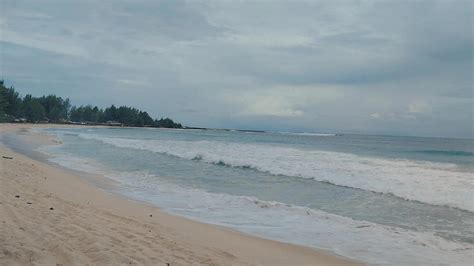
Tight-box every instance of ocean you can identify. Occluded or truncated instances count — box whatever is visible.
[34,127,474,264]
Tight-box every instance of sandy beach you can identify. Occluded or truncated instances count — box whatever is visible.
[0,124,360,265]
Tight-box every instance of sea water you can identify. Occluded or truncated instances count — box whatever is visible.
[36,127,473,265]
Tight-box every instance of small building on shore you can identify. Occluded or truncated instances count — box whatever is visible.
[106,121,123,127]
[13,118,27,123]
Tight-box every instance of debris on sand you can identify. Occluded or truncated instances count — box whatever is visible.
[356,225,371,229]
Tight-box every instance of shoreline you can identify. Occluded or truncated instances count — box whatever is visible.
[0,123,361,265]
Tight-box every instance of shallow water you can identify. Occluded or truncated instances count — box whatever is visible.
[23,127,474,264]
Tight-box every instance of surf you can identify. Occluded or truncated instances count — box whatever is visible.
[76,133,474,212]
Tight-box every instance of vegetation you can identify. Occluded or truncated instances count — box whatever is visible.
[0,80,182,128]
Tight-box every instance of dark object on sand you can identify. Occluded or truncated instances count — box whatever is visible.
[27,202,32,205]
[2,156,13,159]
[356,225,371,228]
[49,207,54,210]
[14,195,20,198]
[149,214,153,217]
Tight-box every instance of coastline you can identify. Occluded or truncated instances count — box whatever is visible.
[0,123,361,265]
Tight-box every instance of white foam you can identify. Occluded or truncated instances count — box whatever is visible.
[78,134,474,212]
[39,136,474,265]
[279,132,337,136]
[39,145,107,175]
[107,171,474,265]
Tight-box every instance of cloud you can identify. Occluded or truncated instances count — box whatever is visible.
[408,102,432,114]
[0,0,472,138]
[2,30,89,57]
[116,79,150,87]
[224,84,343,119]
[369,102,433,122]
[239,97,305,118]
[221,33,314,48]
[370,113,381,119]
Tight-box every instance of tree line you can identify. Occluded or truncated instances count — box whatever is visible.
[0,80,182,128]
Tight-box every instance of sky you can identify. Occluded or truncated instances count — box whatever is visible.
[0,0,472,138]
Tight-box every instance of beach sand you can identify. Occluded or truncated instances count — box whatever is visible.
[0,123,361,265]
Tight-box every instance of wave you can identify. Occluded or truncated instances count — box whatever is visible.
[39,142,474,265]
[77,134,474,212]
[278,132,337,137]
[39,145,108,175]
[42,151,474,265]
[413,150,474,157]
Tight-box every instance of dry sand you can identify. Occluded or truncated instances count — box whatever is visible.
[0,123,361,265]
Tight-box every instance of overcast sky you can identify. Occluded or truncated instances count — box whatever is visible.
[0,0,472,138]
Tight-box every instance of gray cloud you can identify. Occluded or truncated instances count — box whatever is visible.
[0,0,472,138]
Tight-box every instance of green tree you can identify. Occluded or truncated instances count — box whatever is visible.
[23,95,46,122]
[38,95,71,121]
[154,117,182,128]
[4,86,22,117]
[0,81,9,121]
[104,105,118,121]
[139,111,154,126]
[0,79,183,128]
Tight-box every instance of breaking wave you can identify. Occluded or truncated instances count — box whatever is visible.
[77,134,474,212]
